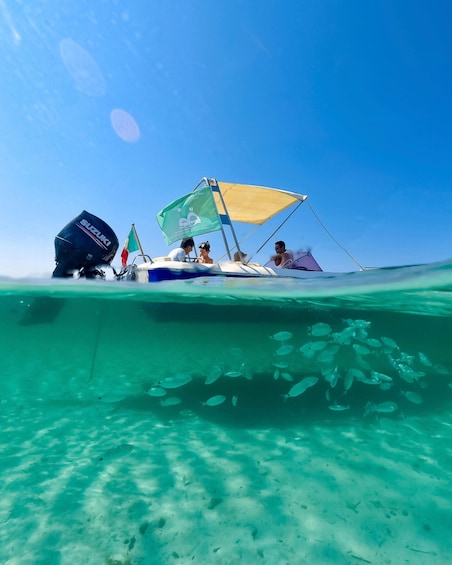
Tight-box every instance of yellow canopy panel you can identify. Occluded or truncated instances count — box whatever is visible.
[215,182,308,225]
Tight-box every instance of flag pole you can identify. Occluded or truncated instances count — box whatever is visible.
[132,224,147,262]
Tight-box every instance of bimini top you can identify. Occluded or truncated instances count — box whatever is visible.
[156,178,308,245]
[215,181,307,225]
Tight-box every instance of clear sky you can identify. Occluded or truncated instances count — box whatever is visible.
[1,0,451,277]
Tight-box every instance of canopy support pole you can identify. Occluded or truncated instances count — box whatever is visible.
[207,178,244,260]
[251,201,303,260]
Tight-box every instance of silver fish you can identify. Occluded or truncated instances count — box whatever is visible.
[375,401,398,413]
[358,375,381,385]
[398,365,425,383]
[310,341,329,351]
[354,328,369,341]
[324,367,339,388]
[310,322,332,337]
[351,368,379,385]
[328,403,350,411]
[276,344,294,356]
[346,319,371,329]
[346,368,367,382]
[147,386,167,397]
[332,327,354,345]
[380,336,398,349]
[318,346,339,364]
[371,370,393,383]
[280,372,294,382]
[343,371,354,391]
[399,352,415,365]
[387,355,399,370]
[159,374,192,389]
[205,365,222,385]
[225,371,243,378]
[365,401,398,415]
[204,395,227,407]
[160,396,182,407]
[271,331,293,341]
[353,344,370,356]
[299,341,327,357]
[402,391,423,404]
[285,377,319,398]
[418,352,432,367]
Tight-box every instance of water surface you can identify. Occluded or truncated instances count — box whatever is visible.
[1,261,452,564]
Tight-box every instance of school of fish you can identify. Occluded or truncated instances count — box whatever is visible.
[145,318,449,417]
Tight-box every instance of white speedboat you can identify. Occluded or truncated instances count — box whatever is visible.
[51,178,362,282]
[125,177,350,283]
[131,254,326,283]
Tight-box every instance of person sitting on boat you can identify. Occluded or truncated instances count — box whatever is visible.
[168,237,195,262]
[234,250,248,263]
[271,240,293,268]
[196,241,214,264]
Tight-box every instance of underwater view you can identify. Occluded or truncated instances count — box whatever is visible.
[1,261,452,564]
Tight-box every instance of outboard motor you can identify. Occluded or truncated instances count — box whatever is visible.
[52,210,119,278]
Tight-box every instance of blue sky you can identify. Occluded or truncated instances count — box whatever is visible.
[1,0,451,277]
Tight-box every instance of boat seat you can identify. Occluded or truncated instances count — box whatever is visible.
[153,256,172,262]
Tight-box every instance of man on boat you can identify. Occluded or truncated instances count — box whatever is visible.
[168,238,195,261]
[271,241,293,268]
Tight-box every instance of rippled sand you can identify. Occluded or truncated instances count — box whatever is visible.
[2,388,452,564]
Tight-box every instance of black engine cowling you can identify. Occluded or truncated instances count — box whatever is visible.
[52,210,119,278]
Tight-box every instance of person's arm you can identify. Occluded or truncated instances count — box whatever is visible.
[280,252,292,268]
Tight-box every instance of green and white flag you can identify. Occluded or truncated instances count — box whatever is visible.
[156,186,221,245]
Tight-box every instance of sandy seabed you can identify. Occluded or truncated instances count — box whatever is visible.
[1,389,452,565]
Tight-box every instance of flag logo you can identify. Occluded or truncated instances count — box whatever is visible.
[156,187,221,245]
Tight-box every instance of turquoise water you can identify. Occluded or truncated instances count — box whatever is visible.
[1,261,452,564]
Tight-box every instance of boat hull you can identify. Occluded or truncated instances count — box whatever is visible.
[132,260,329,283]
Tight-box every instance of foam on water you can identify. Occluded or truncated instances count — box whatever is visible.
[1,261,452,563]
